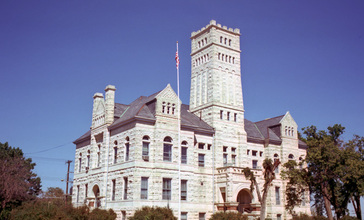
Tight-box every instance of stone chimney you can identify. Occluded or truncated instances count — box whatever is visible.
[92,93,104,128]
[104,85,116,125]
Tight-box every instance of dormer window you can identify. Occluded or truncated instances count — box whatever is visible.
[162,102,166,113]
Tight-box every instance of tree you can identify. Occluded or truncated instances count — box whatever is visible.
[242,158,280,220]
[282,125,364,220]
[0,142,41,218]
[128,206,177,220]
[340,135,364,220]
[42,187,65,199]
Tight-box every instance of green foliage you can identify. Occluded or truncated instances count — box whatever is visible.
[0,142,41,218]
[9,198,116,220]
[338,216,359,220]
[282,124,364,220]
[42,187,65,199]
[209,211,248,220]
[129,206,177,220]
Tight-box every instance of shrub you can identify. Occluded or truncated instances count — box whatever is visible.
[339,216,359,220]
[9,199,116,220]
[209,211,248,220]
[129,206,177,220]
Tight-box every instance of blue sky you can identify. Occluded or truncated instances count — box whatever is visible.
[0,0,363,204]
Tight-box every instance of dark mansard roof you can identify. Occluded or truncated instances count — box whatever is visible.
[74,90,307,149]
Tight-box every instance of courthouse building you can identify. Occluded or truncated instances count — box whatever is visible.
[72,20,310,219]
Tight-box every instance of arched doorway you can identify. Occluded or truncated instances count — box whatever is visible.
[92,185,101,208]
[237,189,252,213]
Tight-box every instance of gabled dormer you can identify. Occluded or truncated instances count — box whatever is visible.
[279,111,298,139]
[154,84,181,118]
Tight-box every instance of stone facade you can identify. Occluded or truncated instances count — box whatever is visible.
[72,20,311,220]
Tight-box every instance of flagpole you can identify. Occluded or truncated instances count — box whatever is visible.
[176,41,181,220]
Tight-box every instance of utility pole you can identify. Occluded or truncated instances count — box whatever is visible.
[65,160,72,203]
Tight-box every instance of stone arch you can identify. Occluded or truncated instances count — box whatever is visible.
[92,184,101,208]
[236,188,253,213]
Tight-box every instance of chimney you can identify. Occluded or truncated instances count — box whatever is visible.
[104,85,116,125]
[92,93,104,128]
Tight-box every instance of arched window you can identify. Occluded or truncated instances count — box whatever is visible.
[232,57,235,64]
[181,141,188,164]
[162,102,166,113]
[299,157,303,169]
[220,36,223,43]
[285,126,288,136]
[224,38,227,44]
[274,153,279,173]
[113,141,118,164]
[205,37,207,44]
[229,39,231,46]
[172,104,175,115]
[142,136,150,161]
[97,145,101,167]
[288,127,291,136]
[87,150,90,168]
[198,41,200,48]
[78,153,82,172]
[125,137,130,161]
[163,137,173,162]
[291,127,294,136]
[288,154,294,160]
[218,53,221,60]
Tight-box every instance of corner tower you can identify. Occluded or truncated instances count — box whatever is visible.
[190,20,247,167]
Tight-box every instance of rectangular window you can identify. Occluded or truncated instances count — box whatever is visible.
[163,178,171,200]
[223,154,228,166]
[181,180,187,201]
[199,213,206,220]
[76,185,80,203]
[223,146,228,152]
[142,141,149,156]
[260,151,263,157]
[141,177,148,200]
[181,147,187,164]
[125,143,130,161]
[274,159,279,173]
[121,211,126,220]
[85,184,88,198]
[234,113,237,122]
[275,187,280,205]
[220,187,226,202]
[207,144,211,150]
[181,212,188,220]
[123,177,128,200]
[277,214,282,220]
[163,144,172,161]
[112,179,116,201]
[78,158,82,172]
[198,154,205,167]
[87,155,90,168]
[220,110,223,119]
[97,152,101,167]
[227,112,230,120]
[114,147,118,164]
[252,160,258,169]
[232,155,236,165]
[198,143,204,149]
[231,147,236,153]
[252,150,257,156]
[247,149,250,155]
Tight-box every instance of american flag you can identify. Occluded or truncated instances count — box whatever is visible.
[175,50,180,69]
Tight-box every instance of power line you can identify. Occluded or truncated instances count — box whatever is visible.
[25,142,72,154]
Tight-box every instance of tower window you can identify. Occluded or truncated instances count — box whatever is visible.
[220,36,223,43]
[234,113,237,122]
[220,110,223,119]
[229,39,231,46]
[224,38,227,44]
[227,112,230,120]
